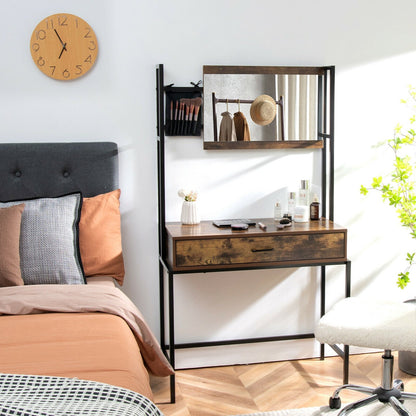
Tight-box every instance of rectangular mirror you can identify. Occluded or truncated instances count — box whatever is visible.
[203,66,329,149]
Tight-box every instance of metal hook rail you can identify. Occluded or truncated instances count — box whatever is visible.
[212,92,285,141]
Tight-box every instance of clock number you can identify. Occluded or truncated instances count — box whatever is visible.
[36,29,46,41]
[37,56,45,67]
[84,55,92,63]
[88,40,96,51]
[75,18,79,28]
[75,65,83,75]
[46,19,54,30]
[32,43,40,52]
[58,16,68,26]
[62,69,70,79]
[49,66,56,75]
[84,28,92,38]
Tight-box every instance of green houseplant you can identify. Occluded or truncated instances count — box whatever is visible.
[361,87,416,374]
[361,87,416,289]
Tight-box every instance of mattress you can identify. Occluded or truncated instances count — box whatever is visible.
[0,312,154,400]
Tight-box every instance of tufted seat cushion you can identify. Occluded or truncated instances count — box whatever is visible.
[315,297,416,352]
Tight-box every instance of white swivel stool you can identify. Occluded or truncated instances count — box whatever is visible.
[315,297,416,416]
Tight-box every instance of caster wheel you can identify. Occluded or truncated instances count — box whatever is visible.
[394,379,404,391]
[329,396,341,409]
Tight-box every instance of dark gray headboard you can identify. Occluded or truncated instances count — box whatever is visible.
[0,142,119,201]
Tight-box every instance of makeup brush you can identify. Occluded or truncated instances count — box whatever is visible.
[188,101,195,135]
[184,99,190,135]
[179,99,185,135]
[192,97,202,135]
[179,98,192,135]
[177,100,183,135]
[169,100,173,135]
[173,101,179,135]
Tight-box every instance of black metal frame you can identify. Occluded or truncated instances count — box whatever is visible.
[156,64,349,404]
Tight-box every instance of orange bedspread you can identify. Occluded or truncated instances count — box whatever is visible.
[0,312,155,399]
[0,283,174,402]
[0,284,173,377]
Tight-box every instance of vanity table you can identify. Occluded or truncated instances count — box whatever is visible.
[156,64,350,403]
[160,218,351,401]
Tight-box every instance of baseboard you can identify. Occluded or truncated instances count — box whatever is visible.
[173,339,378,369]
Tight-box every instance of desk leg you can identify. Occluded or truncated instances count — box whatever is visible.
[320,265,326,360]
[345,260,351,298]
[168,271,176,403]
[343,261,351,384]
[159,265,176,403]
[159,262,165,357]
[343,345,350,384]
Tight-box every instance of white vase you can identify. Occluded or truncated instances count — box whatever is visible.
[181,201,200,225]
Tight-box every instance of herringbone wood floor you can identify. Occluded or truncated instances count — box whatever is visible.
[150,352,416,416]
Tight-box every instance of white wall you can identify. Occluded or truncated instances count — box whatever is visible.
[2,0,416,368]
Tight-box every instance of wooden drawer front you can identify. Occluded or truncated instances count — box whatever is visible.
[175,233,345,268]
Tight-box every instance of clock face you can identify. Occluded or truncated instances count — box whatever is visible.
[30,13,98,81]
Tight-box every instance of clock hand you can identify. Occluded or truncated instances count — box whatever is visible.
[58,43,67,59]
[54,29,67,50]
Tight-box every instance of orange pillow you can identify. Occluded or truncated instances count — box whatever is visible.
[0,204,25,287]
[79,189,125,285]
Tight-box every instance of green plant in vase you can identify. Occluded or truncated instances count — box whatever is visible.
[361,87,416,289]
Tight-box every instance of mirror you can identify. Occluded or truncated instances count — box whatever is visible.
[203,66,328,149]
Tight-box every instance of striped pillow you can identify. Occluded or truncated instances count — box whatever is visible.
[0,193,85,285]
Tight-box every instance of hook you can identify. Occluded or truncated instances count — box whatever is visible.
[238,99,241,112]
[226,99,229,113]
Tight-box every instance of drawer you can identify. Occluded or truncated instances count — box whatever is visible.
[174,232,346,268]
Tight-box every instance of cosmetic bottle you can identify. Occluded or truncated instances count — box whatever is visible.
[298,180,310,206]
[310,194,320,220]
[274,202,282,221]
[287,192,296,219]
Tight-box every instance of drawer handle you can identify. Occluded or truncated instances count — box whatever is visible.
[251,247,274,252]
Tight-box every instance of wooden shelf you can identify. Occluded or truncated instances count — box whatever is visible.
[203,65,328,76]
[203,140,324,150]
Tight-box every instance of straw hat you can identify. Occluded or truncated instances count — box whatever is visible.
[250,94,277,126]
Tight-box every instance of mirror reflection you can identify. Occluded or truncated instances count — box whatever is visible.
[203,68,319,143]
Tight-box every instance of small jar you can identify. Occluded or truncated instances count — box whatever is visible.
[293,205,309,223]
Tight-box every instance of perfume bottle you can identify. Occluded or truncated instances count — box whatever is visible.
[310,194,320,220]
[274,201,282,220]
[287,192,296,219]
[298,180,310,206]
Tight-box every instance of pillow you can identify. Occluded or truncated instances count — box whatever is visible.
[0,204,25,287]
[0,193,85,285]
[79,189,125,285]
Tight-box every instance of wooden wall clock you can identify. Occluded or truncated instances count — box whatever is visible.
[30,13,98,81]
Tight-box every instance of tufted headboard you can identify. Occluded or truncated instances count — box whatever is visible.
[0,142,118,201]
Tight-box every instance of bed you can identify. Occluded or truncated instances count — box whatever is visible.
[0,142,173,415]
